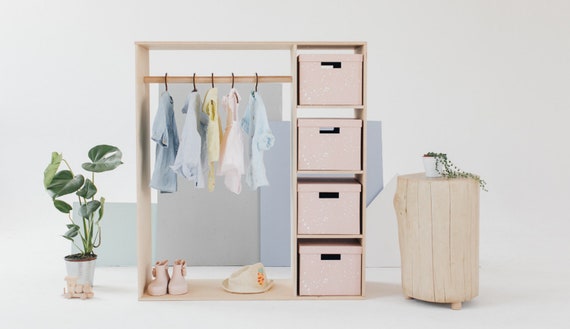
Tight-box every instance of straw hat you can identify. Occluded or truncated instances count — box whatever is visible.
[222,263,274,294]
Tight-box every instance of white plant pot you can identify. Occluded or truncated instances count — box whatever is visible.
[65,256,96,286]
[423,156,442,178]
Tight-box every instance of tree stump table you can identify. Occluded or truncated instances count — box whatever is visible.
[393,173,479,310]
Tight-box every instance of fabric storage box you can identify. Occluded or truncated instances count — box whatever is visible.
[298,119,362,171]
[298,54,363,105]
[297,179,361,235]
[299,240,362,296]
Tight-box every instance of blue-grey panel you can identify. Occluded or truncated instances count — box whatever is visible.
[367,121,384,205]
[260,121,291,266]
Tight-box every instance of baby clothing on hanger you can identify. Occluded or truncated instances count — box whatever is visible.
[218,88,245,194]
[202,87,222,192]
[170,90,205,188]
[240,90,275,190]
[150,91,179,193]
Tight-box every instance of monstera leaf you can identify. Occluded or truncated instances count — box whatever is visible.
[76,179,97,199]
[82,145,123,173]
[63,223,80,241]
[43,152,63,188]
[53,199,72,214]
[46,170,85,199]
[79,200,101,218]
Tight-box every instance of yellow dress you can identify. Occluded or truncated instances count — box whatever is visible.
[202,88,222,191]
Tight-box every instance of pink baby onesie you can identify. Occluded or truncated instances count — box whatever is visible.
[218,88,245,194]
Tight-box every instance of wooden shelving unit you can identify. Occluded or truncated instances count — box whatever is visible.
[135,41,366,301]
[293,43,367,297]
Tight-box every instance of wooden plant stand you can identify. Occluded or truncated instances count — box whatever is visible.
[393,173,479,310]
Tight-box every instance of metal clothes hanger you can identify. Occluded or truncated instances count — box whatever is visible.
[255,72,259,92]
[230,72,239,103]
[164,73,168,91]
[211,73,215,88]
[192,73,197,92]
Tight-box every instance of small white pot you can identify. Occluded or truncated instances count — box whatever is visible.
[65,256,97,286]
[422,156,442,178]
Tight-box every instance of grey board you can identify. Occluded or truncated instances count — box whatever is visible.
[259,122,291,266]
[156,176,259,266]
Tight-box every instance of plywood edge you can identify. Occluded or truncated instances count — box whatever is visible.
[135,41,296,51]
[134,41,366,51]
[139,279,364,301]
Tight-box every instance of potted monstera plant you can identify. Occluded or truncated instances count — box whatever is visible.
[43,145,123,285]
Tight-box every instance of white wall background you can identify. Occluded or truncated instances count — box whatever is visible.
[1,0,569,271]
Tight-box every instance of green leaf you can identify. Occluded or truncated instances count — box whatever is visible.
[43,152,62,188]
[82,145,123,173]
[46,171,84,199]
[53,199,72,214]
[63,224,80,239]
[62,235,75,242]
[97,197,106,224]
[79,200,101,218]
[76,179,97,199]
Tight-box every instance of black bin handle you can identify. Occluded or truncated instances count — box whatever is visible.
[321,254,341,261]
[321,61,342,69]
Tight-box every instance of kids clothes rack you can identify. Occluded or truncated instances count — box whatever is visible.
[135,41,367,300]
[144,74,292,85]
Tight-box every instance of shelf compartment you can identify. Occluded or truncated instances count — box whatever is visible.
[297,178,361,235]
[297,119,362,171]
[298,240,363,296]
[298,54,363,106]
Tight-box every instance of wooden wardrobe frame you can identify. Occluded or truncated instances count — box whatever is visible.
[135,41,367,300]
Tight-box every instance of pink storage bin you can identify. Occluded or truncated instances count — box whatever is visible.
[298,119,362,171]
[298,54,363,105]
[298,179,361,235]
[299,240,362,296]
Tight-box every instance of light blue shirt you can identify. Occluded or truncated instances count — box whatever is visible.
[240,91,275,190]
[150,91,179,193]
[170,91,205,188]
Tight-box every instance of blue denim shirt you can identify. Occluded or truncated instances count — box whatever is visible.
[240,91,275,190]
[150,91,179,193]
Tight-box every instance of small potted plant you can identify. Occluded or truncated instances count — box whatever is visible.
[43,145,123,285]
[422,152,487,191]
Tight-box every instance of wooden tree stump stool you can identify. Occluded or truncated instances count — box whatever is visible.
[393,173,479,310]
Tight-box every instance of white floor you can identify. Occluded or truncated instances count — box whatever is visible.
[2,211,569,329]
[1,263,569,329]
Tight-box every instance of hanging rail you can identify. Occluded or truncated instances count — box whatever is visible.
[143,75,292,84]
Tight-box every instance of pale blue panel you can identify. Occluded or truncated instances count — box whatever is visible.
[72,202,157,266]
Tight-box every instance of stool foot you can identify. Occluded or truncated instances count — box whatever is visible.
[451,302,462,310]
